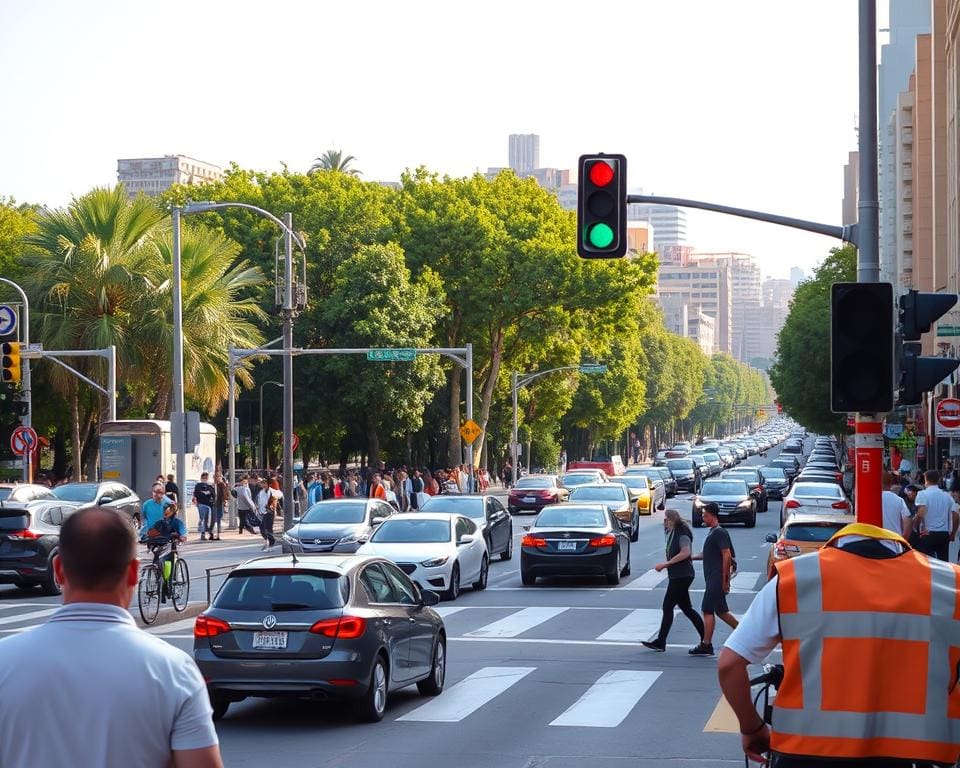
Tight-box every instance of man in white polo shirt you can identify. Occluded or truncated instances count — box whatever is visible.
[881,471,912,539]
[915,469,959,561]
[0,506,222,768]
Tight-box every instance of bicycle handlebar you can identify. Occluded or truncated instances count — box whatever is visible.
[749,663,784,689]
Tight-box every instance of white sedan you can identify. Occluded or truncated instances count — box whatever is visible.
[781,481,852,526]
[357,512,488,601]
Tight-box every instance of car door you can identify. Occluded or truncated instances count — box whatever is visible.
[608,509,629,564]
[381,562,435,679]
[492,498,511,548]
[358,563,415,684]
[485,498,508,555]
[456,516,483,581]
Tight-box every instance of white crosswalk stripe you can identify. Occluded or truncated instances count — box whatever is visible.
[434,606,468,618]
[730,571,761,593]
[623,569,667,590]
[0,607,58,627]
[549,670,661,728]
[596,609,665,642]
[396,666,535,722]
[465,606,567,638]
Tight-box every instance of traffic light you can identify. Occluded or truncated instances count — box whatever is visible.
[577,153,627,258]
[1,342,20,385]
[897,289,960,405]
[830,282,894,414]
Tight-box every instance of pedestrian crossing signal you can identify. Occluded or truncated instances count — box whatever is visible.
[1,342,20,384]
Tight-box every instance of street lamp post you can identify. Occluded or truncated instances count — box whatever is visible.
[259,380,283,469]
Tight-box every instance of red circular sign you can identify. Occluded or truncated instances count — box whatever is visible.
[936,398,960,429]
[291,433,300,453]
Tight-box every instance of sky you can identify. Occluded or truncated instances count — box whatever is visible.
[0,1,887,280]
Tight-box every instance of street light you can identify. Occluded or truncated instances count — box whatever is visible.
[259,381,284,469]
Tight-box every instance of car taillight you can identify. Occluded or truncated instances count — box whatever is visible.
[521,534,547,548]
[309,616,367,639]
[831,501,849,509]
[194,615,231,638]
[538,490,555,498]
[835,473,843,482]
[588,534,617,547]
[784,499,800,509]
[775,542,801,557]
[6,529,40,540]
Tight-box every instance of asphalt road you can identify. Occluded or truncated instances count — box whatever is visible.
[0,445,802,767]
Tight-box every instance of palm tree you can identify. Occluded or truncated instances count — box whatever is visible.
[309,149,361,175]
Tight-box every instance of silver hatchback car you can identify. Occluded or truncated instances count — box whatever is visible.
[194,553,446,722]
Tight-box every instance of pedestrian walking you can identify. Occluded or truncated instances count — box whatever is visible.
[164,473,180,506]
[234,475,259,535]
[718,522,960,767]
[259,487,279,550]
[192,471,217,541]
[641,509,705,653]
[689,502,738,656]
[915,469,959,561]
[212,470,228,540]
[0,506,223,768]
[880,471,912,540]
[410,469,425,510]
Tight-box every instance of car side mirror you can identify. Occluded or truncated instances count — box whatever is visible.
[372,517,387,526]
[98,496,110,505]
[765,533,778,543]
[458,534,475,545]
[420,589,441,607]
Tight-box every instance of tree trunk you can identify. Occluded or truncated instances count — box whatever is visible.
[71,387,81,482]
[474,327,505,474]
[447,366,461,467]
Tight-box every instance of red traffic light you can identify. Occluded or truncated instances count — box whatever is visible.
[587,161,615,187]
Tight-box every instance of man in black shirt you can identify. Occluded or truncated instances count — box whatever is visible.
[164,474,180,506]
[192,472,217,541]
[690,502,738,656]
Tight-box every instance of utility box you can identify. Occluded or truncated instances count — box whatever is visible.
[100,419,218,529]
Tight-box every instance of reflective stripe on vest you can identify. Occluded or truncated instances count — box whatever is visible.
[772,534,960,764]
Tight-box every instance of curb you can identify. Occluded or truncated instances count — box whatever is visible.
[135,600,207,631]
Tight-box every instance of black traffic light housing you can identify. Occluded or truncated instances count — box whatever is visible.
[830,282,894,414]
[577,154,627,258]
[897,290,960,405]
[1,342,20,385]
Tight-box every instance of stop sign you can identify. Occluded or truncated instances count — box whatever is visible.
[936,398,960,430]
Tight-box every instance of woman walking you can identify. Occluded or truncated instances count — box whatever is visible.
[641,508,705,652]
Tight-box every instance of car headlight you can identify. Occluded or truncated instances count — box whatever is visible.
[693,498,703,508]
[420,556,449,568]
[338,532,363,544]
[281,533,299,544]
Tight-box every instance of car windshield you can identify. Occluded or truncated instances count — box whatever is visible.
[535,507,607,528]
[51,484,98,503]
[762,468,787,479]
[371,518,451,543]
[701,481,747,495]
[726,471,759,482]
[570,486,627,501]
[0,489,10,501]
[666,459,693,471]
[515,478,553,490]
[794,485,842,498]
[419,497,484,521]
[612,476,649,489]
[562,473,598,486]
[214,571,348,611]
[301,503,367,524]
[784,523,845,542]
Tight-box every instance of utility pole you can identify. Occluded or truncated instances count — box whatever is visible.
[171,208,186,507]
[281,212,296,530]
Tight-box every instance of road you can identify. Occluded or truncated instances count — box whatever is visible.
[0,440,873,766]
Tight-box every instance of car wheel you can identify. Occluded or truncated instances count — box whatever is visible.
[630,513,639,542]
[39,549,61,596]
[606,551,621,585]
[473,555,488,591]
[500,531,513,561]
[355,655,389,722]
[210,693,230,721]
[443,563,460,601]
[621,548,631,577]
[521,570,536,586]
[746,506,757,528]
[417,637,446,696]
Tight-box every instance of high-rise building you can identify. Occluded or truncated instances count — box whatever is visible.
[655,259,732,354]
[789,266,806,286]
[626,203,688,252]
[692,252,761,361]
[762,278,795,311]
[117,155,222,198]
[508,134,540,174]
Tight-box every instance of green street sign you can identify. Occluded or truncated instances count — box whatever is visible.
[367,348,417,362]
[579,364,608,374]
[937,325,960,336]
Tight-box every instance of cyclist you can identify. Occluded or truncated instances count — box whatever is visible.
[141,500,187,598]
[141,482,173,533]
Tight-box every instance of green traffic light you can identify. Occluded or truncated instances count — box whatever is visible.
[588,222,614,249]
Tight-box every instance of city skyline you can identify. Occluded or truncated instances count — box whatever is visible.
[0,1,885,280]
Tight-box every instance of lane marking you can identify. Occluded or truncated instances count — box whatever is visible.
[396,666,535,722]
[466,607,567,638]
[623,569,667,590]
[703,694,740,733]
[434,606,467,618]
[0,607,58,626]
[730,572,761,593]
[146,615,201,635]
[596,609,668,642]
[549,670,661,728]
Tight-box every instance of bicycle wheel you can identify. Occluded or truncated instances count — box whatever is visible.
[138,564,162,624]
[171,558,190,612]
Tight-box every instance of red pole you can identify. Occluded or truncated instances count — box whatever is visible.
[854,415,883,525]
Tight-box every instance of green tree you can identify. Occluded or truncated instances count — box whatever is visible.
[310,150,361,175]
[769,245,856,434]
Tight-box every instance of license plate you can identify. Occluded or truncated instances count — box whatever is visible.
[557,540,578,551]
[523,496,537,503]
[253,631,288,650]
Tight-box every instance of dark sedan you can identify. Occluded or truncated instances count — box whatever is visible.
[51,481,142,526]
[281,499,397,554]
[0,504,77,595]
[654,466,678,497]
[418,494,514,561]
[768,457,801,482]
[657,458,702,493]
[520,504,631,586]
[195,554,446,722]
[759,466,791,499]
[692,479,757,528]
[721,468,769,512]
[506,475,568,514]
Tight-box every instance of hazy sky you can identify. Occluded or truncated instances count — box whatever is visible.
[0,1,888,279]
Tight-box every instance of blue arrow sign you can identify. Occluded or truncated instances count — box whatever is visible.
[0,305,16,337]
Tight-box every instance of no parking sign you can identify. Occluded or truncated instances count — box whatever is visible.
[10,425,38,456]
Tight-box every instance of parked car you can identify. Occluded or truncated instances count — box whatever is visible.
[692,478,758,528]
[765,512,855,579]
[520,504,631,586]
[567,457,625,477]
[623,467,667,510]
[50,481,142,526]
[720,468,769,513]
[0,483,59,510]
[358,513,488,601]
[656,457,703,493]
[281,499,396,554]
[0,504,76,595]
[781,482,851,526]
[561,470,608,488]
[418,494,513,561]
[506,475,568,514]
[569,482,638,541]
[768,456,801,482]
[194,553,446,722]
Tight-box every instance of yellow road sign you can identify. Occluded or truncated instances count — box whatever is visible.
[460,419,482,444]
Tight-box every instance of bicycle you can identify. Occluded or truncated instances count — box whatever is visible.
[745,663,783,768]
[137,536,190,625]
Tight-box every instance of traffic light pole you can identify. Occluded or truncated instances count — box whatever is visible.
[0,278,30,483]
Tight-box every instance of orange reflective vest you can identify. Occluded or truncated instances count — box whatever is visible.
[772,523,960,764]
